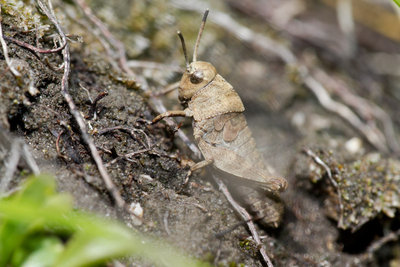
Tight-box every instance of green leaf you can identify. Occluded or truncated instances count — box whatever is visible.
[0,221,29,266]
[19,236,64,267]
[14,174,57,204]
[0,175,210,267]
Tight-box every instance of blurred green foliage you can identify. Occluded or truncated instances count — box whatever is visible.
[0,175,209,267]
[394,0,400,8]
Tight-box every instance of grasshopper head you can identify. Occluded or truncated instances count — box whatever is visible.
[177,10,213,104]
[178,61,217,103]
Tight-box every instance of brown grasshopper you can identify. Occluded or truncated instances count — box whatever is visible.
[153,10,288,226]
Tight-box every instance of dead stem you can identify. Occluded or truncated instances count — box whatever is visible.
[56,130,69,162]
[0,130,40,194]
[87,91,108,120]
[163,210,171,236]
[364,228,400,257]
[313,68,399,153]
[21,142,40,176]
[214,217,256,239]
[301,70,389,153]
[98,125,152,149]
[0,140,22,194]
[213,174,274,267]
[104,148,151,167]
[127,60,182,72]
[0,6,21,77]
[4,35,66,54]
[2,2,66,55]
[151,81,181,97]
[302,148,345,228]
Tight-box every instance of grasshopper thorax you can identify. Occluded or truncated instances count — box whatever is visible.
[178,61,217,103]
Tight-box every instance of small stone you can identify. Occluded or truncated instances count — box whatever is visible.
[345,137,362,154]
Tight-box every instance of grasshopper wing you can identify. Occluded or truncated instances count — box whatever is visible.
[196,112,287,193]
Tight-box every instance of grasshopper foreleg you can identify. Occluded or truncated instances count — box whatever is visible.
[152,109,193,124]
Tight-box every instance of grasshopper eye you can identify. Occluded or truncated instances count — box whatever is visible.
[190,71,204,84]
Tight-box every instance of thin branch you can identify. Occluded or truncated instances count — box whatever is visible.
[359,228,400,263]
[163,210,172,236]
[302,148,344,228]
[2,1,66,55]
[313,69,399,153]
[127,60,182,72]
[104,147,151,167]
[56,130,70,161]
[1,139,22,194]
[98,125,152,149]
[4,35,67,54]
[0,6,21,76]
[87,91,108,120]
[21,143,40,175]
[213,174,274,267]
[366,228,400,255]
[150,81,180,97]
[0,131,40,195]
[336,0,356,56]
[300,70,389,152]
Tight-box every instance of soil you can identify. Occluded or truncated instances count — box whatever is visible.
[1,0,400,266]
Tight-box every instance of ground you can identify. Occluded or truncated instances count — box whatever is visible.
[1,0,400,266]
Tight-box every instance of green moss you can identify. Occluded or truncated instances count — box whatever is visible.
[307,150,400,230]
[0,0,45,35]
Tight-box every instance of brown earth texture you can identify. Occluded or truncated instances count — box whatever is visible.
[1,0,400,266]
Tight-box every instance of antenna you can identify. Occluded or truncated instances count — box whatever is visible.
[177,31,189,70]
[192,9,209,62]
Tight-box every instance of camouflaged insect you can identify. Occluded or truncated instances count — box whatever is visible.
[153,10,287,227]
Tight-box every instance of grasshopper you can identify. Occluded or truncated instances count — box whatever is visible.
[153,10,287,226]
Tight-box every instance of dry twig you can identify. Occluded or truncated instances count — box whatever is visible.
[1,139,23,194]
[213,174,274,267]
[302,148,344,228]
[0,130,40,195]
[163,210,172,236]
[365,228,400,256]
[104,148,151,167]
[127,60,182,72]
[300,69,389,152]
[98,125,152,149]
[87,91,108,120]
[56,130,69,161]
[150,81,180,97]
[0,6,21,77]
[313,69,399,153]
[4,35,67,54]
